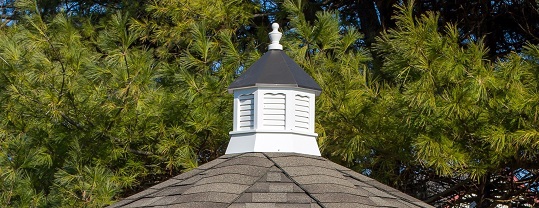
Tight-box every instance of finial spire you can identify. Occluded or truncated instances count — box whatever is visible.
[268,23,283,50]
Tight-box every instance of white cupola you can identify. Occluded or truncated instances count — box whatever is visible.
[225,23,322,156]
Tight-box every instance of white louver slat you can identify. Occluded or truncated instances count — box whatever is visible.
[295,94,310,130]
[263,93,286,129]
[239,94,254,130]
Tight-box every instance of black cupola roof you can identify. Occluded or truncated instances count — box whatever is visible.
[227,50,322,93]
[228,23,321,94]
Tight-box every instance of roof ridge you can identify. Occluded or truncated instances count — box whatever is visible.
[335,168,422,205]
[225,164,273,207]
[279,51,299,87]
[262,152,326,208]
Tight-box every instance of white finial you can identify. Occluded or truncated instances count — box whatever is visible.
[268,23,283,50]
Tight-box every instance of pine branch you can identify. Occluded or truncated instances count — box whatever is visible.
[424,179,469,203]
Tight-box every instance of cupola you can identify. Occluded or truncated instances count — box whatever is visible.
[225,23,322,156]
[109,23,434,208]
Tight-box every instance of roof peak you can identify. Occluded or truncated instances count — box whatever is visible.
[268,23,283,50]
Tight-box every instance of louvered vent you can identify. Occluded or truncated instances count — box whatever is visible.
[239,94,254,130]
[263,93,286,129]
[294,94,310,130]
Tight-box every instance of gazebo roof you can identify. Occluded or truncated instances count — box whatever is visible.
[109,153,432,208]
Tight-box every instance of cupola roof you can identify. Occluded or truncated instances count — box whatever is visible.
[227,23,321,93]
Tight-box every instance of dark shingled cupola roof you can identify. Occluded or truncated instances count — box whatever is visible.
[227,50,322,93]
[109,153,433,208]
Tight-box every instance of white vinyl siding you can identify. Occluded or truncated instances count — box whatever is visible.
[294,94,310,130]
[263,93,286,129]
[239,94,254,130]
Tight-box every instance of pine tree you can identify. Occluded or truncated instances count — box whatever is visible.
[0,0,258,206]
[373,3,539,206]
[2,0,539,207]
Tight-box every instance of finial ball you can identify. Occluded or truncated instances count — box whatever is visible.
[271,23,279,31]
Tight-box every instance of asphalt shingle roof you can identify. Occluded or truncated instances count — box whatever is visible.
[227,50,322,92]
[109,153,433,208]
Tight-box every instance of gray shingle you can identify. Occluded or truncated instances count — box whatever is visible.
[107,199,133,208]
[292,175,355,188]
[235,193,253,203]
[182,183,249,194]
[271,157,327,168]
[145,195,180,206]
[388,190,422,203]
[124,197,162,207]
[363,179,400,193]
[263,153,320,160]
[266,172,282,182]
[243,203,276,208]
[281,166,343,177]
[125,188,158,200]
[302,184,367,196]
[228,203,246,208]
[311,193,376,205]
[148,185,191,197]
[177,174,204,185]
[246,182,270,193]
[252,193,287,202]
[216,156,274,168]
[170,202,228,208]
[238,153,266,158]
[323,203,379,208]
[397,199,421,208]
[268,183,294,192]
[340,169,375,182]
[369,196,409,207]
[204,165,269,177]
[344,176,373,187]
[310,203,322,208]
[150,179,180,189]
[363,186,397,199]
[286,193,313,203]
[413,201,434,208]
[276,204,311,208]
[173,192,239,203]
[196,173,259,185]
[197,158,228,170]
[173,168,203,180]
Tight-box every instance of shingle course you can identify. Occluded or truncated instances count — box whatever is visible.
[268,183,294,192]
[148,185,191,197]
[369,196,407,207]
[196,173,259,185]
[145,195,179,206]
[311,193,377,205]
[182,183,249,195]
[216,156,274,168]
[285,193,313,203]
[252,193,287,202]
[302,183,367,196]
[204,164,269,177]
[125,188,158,200]
[170,202,228,208]
[172,192,239,203]
[292,174,354,187]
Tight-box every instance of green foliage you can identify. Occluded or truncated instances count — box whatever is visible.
[0,0,257,206]
[1,0,539,207]
[373,3,539,206]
